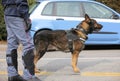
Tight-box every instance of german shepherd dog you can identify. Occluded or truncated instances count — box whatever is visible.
[33,14,102,73]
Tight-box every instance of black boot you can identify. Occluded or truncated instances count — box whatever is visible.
[22,49,35,75]
[11,49,18,71]
[8,75,27,81]
[7,49,26,81]
[6,49,18,71]
[22,49,41,81]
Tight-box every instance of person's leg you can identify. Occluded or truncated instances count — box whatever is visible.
[5,16,19,77]
[5,16,27,81]
[8,16,40,81]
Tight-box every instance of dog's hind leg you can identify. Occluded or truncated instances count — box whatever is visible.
[34,41,49,73]
[34,51,46,73]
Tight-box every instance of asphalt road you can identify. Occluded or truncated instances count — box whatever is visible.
[0,44,120,81]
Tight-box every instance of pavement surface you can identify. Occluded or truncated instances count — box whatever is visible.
[0,42,120,81]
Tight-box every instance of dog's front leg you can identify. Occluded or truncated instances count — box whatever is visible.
[71,51,80,73]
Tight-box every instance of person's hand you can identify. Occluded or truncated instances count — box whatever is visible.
[25,19,32,32]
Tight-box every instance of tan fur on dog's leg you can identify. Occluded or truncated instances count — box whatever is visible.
[71,51,80,73]
[34,54,41,73]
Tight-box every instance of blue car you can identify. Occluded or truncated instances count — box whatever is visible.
[30,0,120,45]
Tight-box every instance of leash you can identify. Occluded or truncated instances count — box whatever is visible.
[30,29,36,32]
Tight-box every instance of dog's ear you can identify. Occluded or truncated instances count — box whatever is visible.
[85,14,91,22]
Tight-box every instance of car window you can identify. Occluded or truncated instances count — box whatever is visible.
[42,2,53,15]
[42,1,82,17]
[29,2,40,14]
[83,2,113,19]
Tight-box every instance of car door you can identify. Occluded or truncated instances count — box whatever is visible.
[41,1,84,30]
[82,2,120,45]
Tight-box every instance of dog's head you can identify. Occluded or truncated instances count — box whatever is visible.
[77,14,103,34]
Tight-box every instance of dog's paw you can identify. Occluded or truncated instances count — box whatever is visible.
[74,68,80,73]
[35,69,41,73]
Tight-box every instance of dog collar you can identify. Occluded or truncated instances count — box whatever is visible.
[76,27,88,35]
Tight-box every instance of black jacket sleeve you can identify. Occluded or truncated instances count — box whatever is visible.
[16,0,29,20]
